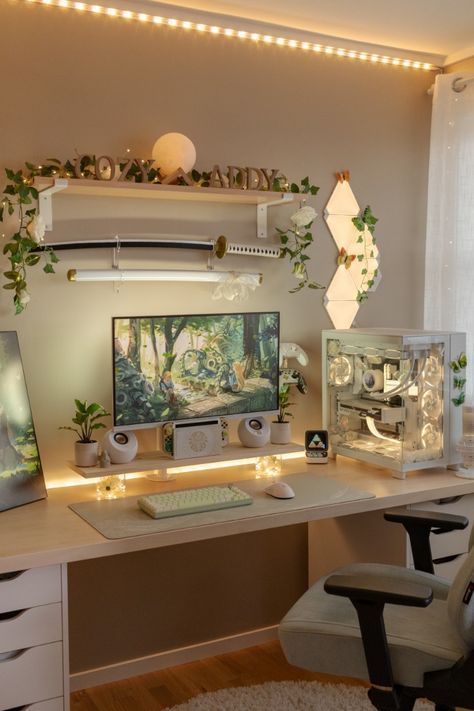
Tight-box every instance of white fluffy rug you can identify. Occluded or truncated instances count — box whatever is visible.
[165,680,434,710]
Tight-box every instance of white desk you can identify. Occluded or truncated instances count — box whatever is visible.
[1,456,474,711]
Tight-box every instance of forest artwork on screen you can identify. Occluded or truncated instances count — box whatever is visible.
[0,332,46,512]
[113,312,279,427]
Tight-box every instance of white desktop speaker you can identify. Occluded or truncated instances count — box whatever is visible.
[237,416,270,448]
[104,430,138,464]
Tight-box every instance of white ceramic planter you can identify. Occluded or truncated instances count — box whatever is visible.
[270,421,291,445]
[74,441,99,467]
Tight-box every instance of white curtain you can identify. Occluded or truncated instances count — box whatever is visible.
[425,72,474,400]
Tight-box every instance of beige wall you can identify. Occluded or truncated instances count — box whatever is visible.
[445,56,474,73]
[0,3,433,485]
[0,2,433,674]
[69,524,308,672]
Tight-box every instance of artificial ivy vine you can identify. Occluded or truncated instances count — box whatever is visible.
[276,176,323,293]
[1,167,59,314]
[449,352,467,406]
[1,157,322,313]
[351,205,378,303]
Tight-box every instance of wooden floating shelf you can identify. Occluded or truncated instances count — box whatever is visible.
[69,442,305,479]
[34,177,299,206]
[35,177,302,237]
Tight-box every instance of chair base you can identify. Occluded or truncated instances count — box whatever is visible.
[368,686,415,710]
[367,686,456,711]
[424,650,474,709]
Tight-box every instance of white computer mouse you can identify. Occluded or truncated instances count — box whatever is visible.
[264,481,295,499]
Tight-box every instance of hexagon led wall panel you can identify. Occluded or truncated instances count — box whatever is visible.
[324,177,380,328]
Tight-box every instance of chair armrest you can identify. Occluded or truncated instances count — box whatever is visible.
[384,507,468,533]
[324,573,433,607]
[324,572,433,690]
[384,507,469,574]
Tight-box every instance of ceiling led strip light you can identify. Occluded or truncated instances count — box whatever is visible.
[24,0,438,71]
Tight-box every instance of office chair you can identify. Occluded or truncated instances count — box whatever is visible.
[335,507,470,602]
[279,508,473,710]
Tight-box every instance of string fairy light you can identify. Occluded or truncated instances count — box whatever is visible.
[26,0,438,71]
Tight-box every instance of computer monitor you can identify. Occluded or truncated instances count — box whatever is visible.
[113,312,280,429]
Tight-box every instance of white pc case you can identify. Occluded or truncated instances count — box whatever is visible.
[322,329,466,478]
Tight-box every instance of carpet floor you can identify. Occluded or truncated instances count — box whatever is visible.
[164,680,434,710]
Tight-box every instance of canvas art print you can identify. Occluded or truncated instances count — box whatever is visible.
[0,331,46,512]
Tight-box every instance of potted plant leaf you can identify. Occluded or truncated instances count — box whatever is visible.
[60,399,110,467]
[271,385,294,445]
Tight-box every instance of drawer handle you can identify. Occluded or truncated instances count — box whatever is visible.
[433,553,463,565]
[0,648,26,663]
[0,609,26,622]
[433,496,464,505]
[0,571,25,583]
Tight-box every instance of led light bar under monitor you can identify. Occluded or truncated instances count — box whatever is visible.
[113,312,280,429]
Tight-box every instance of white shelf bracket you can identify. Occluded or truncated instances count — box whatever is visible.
[256,194,293,239]
[38,178,69,231]
[256,204,268,239]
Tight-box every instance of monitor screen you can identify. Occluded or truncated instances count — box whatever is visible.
[113,312,280,428]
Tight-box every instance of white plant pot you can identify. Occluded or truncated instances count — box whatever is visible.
[74,440,99,467]
[270,421,291,445]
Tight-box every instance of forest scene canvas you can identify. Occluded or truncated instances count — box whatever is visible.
[0,332,46,512]
[113,312,279,426]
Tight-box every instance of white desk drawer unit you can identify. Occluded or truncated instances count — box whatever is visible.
[0,566,61,613]
[0,603,62,654]
[433,552,468,580]
[409,493,474,581]
[0,565,65,711]
[19,700,64,711]
[0,642,64,711]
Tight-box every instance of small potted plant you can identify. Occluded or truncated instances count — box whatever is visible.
[60,399,110,467]
[271,386,294,445]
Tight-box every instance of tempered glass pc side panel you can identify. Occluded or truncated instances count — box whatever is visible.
[331,444,451,474]
[446,332,465,463]
[322,329,465,474]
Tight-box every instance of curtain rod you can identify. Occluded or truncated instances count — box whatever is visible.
[452,76,474,93]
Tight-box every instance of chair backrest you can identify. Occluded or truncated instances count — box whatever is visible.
[448,542,474,647]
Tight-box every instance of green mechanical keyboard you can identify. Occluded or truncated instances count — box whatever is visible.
[138,484,253,519]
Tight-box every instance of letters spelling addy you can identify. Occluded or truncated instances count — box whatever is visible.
[74,155,281,191]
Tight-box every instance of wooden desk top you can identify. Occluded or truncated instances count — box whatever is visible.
[1,456,474,574]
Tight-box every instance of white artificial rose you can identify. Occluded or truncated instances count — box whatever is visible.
[212,272,259,302]
[26,214,46,244]
[293,263,306,280]
[290,205,317,228]
[19,290,30,306]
